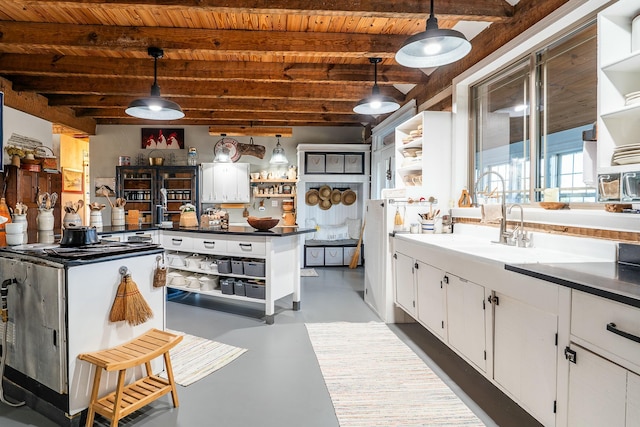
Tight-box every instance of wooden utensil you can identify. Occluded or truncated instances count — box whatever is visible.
[349,219,365,269]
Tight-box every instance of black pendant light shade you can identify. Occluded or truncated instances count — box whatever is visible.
[395,0,471,68]
[353,58,400,116]
[125,47,185,120]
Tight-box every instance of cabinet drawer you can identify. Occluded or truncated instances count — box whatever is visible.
[305,247,325,266]
[161,232,193,251]
[192,237,227,255]
[571,291,640,368]
[226,238,266,256]
[324,247,344,265]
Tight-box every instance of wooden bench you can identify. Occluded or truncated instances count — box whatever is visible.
[78,329,183,427]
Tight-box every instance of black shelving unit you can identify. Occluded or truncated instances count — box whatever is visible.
[116,165,198,225]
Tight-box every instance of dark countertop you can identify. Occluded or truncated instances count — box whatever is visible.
[97,225,159,234]
[506,262,640,308]
[159,225,314,237]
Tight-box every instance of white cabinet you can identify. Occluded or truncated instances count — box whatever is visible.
[394,111,451,203]
[492,292,558,426]
[161,231,302,324]
[445,273,486,371]
[201,163,250,203]
[416,261,446,340]
[393,251,416,317]
[566,290,640,427]
[597,0,640,178]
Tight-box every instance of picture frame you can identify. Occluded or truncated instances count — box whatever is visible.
[62,168,83,193]
[141,128,184,149]
[94,177,116,197]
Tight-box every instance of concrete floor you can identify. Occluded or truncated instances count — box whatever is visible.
[0,267,541,426]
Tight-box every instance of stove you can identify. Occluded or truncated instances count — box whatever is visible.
[6,241,161,260]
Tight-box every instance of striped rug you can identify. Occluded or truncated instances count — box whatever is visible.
[306,322,486,427]
[162,331,247,387]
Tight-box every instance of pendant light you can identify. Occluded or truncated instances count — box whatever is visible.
[125,47,185,120]
[395,0,471,68]
[353,58,400,116]
[269,135,288,165]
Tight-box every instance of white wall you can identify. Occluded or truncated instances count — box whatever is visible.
[2,106,54,167]
[89,125,363,222]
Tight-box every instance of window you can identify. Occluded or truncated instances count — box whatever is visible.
[472,22,597,204]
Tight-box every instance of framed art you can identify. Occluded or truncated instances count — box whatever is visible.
[94,177,116,197]
[141,128,184,149]
[62,168,83,193]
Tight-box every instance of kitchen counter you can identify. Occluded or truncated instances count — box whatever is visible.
[161,224,313,237]
[505,262,640,308]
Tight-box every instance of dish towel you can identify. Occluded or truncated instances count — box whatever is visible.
[481,204,503,224]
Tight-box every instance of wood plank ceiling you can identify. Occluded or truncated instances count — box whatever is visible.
[0,0,519,134]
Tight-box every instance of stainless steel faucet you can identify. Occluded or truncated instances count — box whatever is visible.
[507,204,531,247]
[474,171,508,245]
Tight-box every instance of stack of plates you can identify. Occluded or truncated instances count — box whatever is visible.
[612,143,640,165]
[625,91,640,106]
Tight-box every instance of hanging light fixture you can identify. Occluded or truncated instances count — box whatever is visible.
[395,0,471,68]
[125,47,185,120]
[269,135,288,165]
[214,134,232,163]
[353,58,400,116]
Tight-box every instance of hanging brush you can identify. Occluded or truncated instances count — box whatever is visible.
[394,207,403,226]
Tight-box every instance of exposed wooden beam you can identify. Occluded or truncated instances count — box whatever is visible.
[11,76,405,101]
[76,108,368,123]
[96,118,355,127]
[9,0,513,21]
[208,126,293,137]
[45,95,360,114]
[0,53,428,84]
[0,76,96,135]
[0,21,406,58]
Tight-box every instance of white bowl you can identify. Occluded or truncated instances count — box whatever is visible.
[5,223,24,234]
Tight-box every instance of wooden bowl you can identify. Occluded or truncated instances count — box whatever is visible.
[539,202,568,210]
[247,216,279,231]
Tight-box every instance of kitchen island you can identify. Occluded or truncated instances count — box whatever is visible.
[160,225,313,324]
[0,243,165,427]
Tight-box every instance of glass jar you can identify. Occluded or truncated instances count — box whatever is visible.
[187,147,198,166]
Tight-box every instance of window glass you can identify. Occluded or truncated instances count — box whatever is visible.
[537,23,597,202]
[472,61,530,204]
[472,22,597,204]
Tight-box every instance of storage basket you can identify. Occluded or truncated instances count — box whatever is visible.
[233,280,246,296]
[243,260,265,277]
[220,278,235,295]
[245,282,265,299]
[217,258,232,274]
[231,259,244,275]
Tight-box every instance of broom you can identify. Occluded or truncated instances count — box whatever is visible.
[349,219,365,269]
[109,274,154,326]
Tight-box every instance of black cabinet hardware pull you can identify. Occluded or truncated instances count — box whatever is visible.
[606,322,640,344]
[239,243,252,248]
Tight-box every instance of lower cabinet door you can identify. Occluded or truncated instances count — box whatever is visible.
[493,293,558,427]
[416,261,445,339]
[628,370,640,426]
[446,274,486,371]
[393,252,416,317]
[567,344,627,427]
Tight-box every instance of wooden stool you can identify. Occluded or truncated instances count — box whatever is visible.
[78,329,183,427]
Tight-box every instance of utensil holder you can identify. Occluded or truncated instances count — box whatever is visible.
[37,209,54,231]
[63,212,82,228]
[111,207,125,226]
[90,210,103,229]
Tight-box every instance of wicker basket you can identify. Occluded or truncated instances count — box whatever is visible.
[179,211,198,227]
[34,146,58,170]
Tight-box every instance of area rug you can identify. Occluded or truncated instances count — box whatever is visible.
[161,331,247,387]
[305,322,485,426]
[300,268,319,277]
